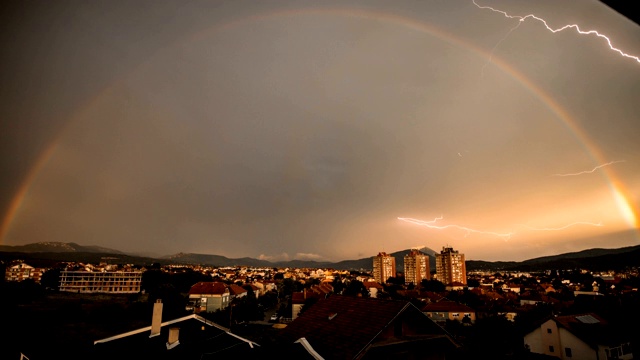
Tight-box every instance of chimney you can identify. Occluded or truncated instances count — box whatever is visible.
[166,327,180,349]
[150,299,163,337]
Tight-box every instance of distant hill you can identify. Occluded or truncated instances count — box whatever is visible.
[162,249,436,272]
[2,242,640,272]
[313,247,436,273]
[165,253,275,268]
[465,245,640,272]
[0,242,124,254]
[522,245,640,264]
[0,251,160,269]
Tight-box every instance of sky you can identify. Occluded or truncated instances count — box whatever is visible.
[1,0,638,262]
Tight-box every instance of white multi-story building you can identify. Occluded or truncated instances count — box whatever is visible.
[59,270,142,293]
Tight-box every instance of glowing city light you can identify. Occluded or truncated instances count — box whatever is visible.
[551,160,625,177]
[473,0,640,64]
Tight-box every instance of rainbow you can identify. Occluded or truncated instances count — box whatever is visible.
[1,6,636,243]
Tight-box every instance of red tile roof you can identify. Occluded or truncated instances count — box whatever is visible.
[550,313,626,347]
[422,300,475,313]
[188,282,228,295]
[363,281,383,290]
[227,284,247,296]
[278,295,451,359]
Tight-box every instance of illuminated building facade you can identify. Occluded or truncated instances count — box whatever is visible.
[59,270,142,293]
[435,246,466,285]
[372,252,396,284]
[404,249,430,285]
[4,262,45,283]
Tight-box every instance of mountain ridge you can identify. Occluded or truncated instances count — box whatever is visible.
[1,242,639,271]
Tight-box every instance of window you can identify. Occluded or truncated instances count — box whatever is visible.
[549,346,554,353]
[565,348,572,357]
[608,347,622,358]
[547,328,552,334]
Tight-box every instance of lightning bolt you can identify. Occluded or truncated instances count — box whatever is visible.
[398,216,513,240]
[481,19,523,76]
[399,216,605,239]
[518,222,603,231]
[551,160,625,177]
[473,0,640,64]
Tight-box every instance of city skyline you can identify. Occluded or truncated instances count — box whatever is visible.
[1,1,639,262]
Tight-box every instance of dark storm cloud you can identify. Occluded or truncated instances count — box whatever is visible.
[2,0,638,261]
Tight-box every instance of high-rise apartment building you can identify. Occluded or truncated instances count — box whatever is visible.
[435,246,466,285]
[404,249,430,285]
[372,252,396,284]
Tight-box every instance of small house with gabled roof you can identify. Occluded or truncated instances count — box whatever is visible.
[94,300,259,360]
[276,295,459,359]
[187,282,230,313]
[523,313,633,359]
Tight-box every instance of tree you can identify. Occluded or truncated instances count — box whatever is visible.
[331,277,345,294]
[258,290,278,309]
[280,278,303,299]
[466,278,480,288]
[41,268,61,291]
[343,280,368,297]
[230,295,264,323]
[306,278,321,287]
[420,279,445,292]
[387,276,405,286]
[202,307,230,328]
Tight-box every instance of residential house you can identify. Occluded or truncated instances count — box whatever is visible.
[252,281,265,296]
[227,284,248,299]
[363,281,383,298]
[246,284,260,299]
[187,282,230,313]
[309,282,333,296]
[422,300,477,325]
[523,313,633,360]
[260,280,277,292]
[445,281,466,291]
[276,295,460,359]
[4,262,46,283]
[94,300,259,359]
[502,282,522,293]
